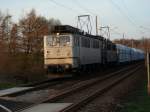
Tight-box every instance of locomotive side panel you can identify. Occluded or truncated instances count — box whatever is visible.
[72,34,80,68]
[80,48,101,65]
[79,36,102,65]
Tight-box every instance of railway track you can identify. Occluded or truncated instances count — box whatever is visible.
[11,63,142,112]
[58,65,142,112]
[0,64,127,98]
[1,76,73,97]
[0,63,142,112]
[42,63,140,103]
[0,99,32,112]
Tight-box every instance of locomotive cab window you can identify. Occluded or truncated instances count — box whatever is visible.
[46,36,57,46]
[60,36,71,46]
[46,35,71,47]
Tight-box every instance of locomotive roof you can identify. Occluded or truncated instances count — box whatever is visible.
[52,25,105,40]
[53,25,81,34]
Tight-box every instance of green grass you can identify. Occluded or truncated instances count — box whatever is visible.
[120,81,150,112]
[0,83,18,90]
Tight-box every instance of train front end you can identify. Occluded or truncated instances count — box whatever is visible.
[44,34,74,73]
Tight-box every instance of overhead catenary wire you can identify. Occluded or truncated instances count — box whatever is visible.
[108,0,139,28]
[122,0,138,25]
[48,0,145,39]
[108,0,146,38]
[71,0,105,35]
[71,0,99,35]
[121,0,145,35]
[71,0,97,16]
[49,0,100,35]
[49,0,81,14]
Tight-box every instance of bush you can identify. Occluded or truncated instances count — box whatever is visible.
[0,52,46,82]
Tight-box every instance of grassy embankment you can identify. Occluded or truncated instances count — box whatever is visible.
[120,79,150,112]
[0,53,47,89]
[0,83,18,90]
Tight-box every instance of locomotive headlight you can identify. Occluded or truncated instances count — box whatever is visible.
[65,65,69,69]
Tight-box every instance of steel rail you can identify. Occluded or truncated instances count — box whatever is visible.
[59,65,142,112]
[16,63,140,112]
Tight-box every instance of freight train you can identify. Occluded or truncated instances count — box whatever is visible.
[44,25,144,73]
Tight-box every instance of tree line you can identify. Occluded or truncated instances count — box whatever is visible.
[0,9,61,81]
[0,9,149,81]
[0,9,60,54]
[113,38,150,52]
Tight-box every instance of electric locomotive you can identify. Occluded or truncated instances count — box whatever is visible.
[44,25,144,73]
[44,25,117,73]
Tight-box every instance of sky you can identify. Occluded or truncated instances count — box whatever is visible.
[0,0,150,40]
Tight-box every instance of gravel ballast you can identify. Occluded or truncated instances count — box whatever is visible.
[76,65,146,112]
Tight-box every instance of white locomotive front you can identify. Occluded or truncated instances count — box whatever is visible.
[44,34,76,72]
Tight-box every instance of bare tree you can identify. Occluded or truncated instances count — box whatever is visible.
[0,9,61,79]
[9,24,18,54]
[19,9,61,54]
[113,38,150,52]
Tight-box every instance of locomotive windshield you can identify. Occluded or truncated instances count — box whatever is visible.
[46,36,57,46]
[46,35,71,46]
[59,36,70,46]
